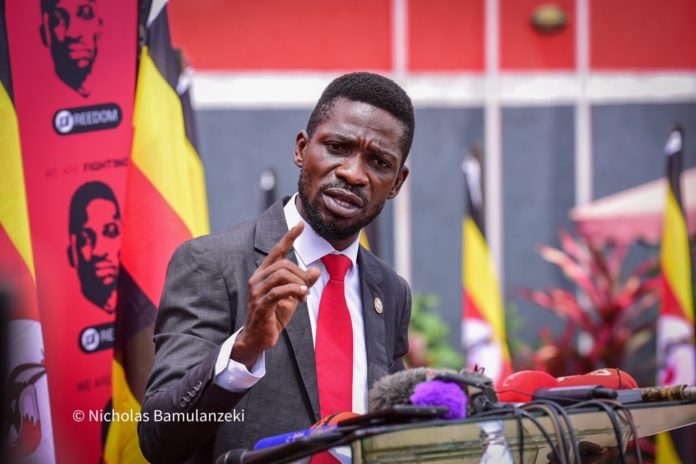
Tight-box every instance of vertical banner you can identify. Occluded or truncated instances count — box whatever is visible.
[5,1,137,462]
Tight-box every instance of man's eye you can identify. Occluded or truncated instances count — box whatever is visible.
[371,157,390,170]
[104,223,120,238]
[50,11,66,28]
[80,230,95,248]
[326,142,346,154]
[78,5,95,20]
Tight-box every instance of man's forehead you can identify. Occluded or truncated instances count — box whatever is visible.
[322,99,405,134]
[53,0,96,9]
[83,198,118,222]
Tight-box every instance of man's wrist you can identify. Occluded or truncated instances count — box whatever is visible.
[231,332,263,370]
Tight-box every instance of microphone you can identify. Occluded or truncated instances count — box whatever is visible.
[253,425,337,450]
[368,368,476,419]
[499,369,695,405]
[410,380,467,419]
[617,384,696,404]
[557,368,638,390]
[496,370,558,403]
[368,368,454,411]
[253,412,358,450]
[532,384,696,405]
[533,385,618,404]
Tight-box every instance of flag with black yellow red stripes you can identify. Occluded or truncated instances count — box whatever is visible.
[461,147,512,387]
[0,3,56,460]
[655,125,695,464]
[103,1,209,462]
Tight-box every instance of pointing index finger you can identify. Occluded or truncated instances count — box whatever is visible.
[261,222,304,268]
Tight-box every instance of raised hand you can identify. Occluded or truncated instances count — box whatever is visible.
[232,222,321,369]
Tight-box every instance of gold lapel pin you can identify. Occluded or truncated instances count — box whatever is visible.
[374,297,383,314]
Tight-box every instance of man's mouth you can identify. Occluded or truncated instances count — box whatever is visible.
[67,45,94,61]
[322,188,365,219]
[94,262,117,280]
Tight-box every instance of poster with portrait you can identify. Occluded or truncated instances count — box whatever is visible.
[5,0,137,461]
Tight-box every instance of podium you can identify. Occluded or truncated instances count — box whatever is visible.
[351,401,696,463]
[237,400,696,463]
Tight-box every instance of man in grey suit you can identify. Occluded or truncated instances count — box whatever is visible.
[139,72,414,463]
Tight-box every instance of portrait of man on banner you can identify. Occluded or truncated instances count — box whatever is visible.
[39,0,103,97]
[67,181,121,313]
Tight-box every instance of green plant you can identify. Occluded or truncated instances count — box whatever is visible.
[515,230,660,378]
[406,293,464,370]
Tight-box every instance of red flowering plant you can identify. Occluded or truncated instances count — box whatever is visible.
[515,230,661,379]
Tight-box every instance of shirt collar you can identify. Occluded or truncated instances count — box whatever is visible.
[283,193,360,268]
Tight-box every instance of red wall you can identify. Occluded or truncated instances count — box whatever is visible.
[169,0,392,70]
[591,0,696,70]
[408,0,484,71]
[169,0,696,72]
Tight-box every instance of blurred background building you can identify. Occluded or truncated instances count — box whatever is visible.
[167,0,696,350]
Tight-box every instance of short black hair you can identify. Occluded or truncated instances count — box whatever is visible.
[69,181,120,235]
[306,72,415,162]
[40,0,59,12]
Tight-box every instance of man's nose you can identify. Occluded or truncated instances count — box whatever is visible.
[335,155,368,186]
[66,17,89,39]
[92,237,115,260]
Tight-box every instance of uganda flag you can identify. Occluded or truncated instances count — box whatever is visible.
[655,126,695,464]
[461,147,512,386]
[1,3,56,461]
[102,0,209,462]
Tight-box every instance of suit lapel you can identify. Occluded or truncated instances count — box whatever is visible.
[283,301,320,421]
[358,249,389,391]
[254,199,320,421]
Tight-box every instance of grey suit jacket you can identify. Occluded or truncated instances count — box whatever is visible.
[138,199,411,464]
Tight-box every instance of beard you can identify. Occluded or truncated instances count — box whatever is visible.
[297,169,384,244]
[77,259,117,312]
[51,39,97,96]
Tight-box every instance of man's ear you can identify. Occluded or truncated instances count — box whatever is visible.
[67,235,78,268]
[39,22,48,47]
[294,130,309,168]
[39,13,55,48]
[387,165,409,199]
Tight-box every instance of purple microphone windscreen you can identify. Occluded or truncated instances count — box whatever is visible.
[410,380,467,419]
[368,367,467,418]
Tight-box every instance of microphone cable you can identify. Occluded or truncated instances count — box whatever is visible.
[521,400,582,464]
[566,399,640,464]
[589,399,643,464]
[472,404,564,462]
[512,407,525,464]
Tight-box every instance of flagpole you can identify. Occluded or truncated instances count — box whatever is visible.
[392,0,412,283]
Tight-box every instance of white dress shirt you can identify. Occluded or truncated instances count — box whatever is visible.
[213,194,368,415]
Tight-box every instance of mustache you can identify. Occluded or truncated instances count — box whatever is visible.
[320,180,367,204]
[87,255,117,266]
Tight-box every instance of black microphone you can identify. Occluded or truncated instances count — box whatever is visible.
[214,449,247,464]
[533,386,618,404]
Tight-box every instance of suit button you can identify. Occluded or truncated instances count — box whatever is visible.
[194,380,203,391]
[179,401,186,408]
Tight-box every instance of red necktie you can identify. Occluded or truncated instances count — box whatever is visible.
[312,254,353,463]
